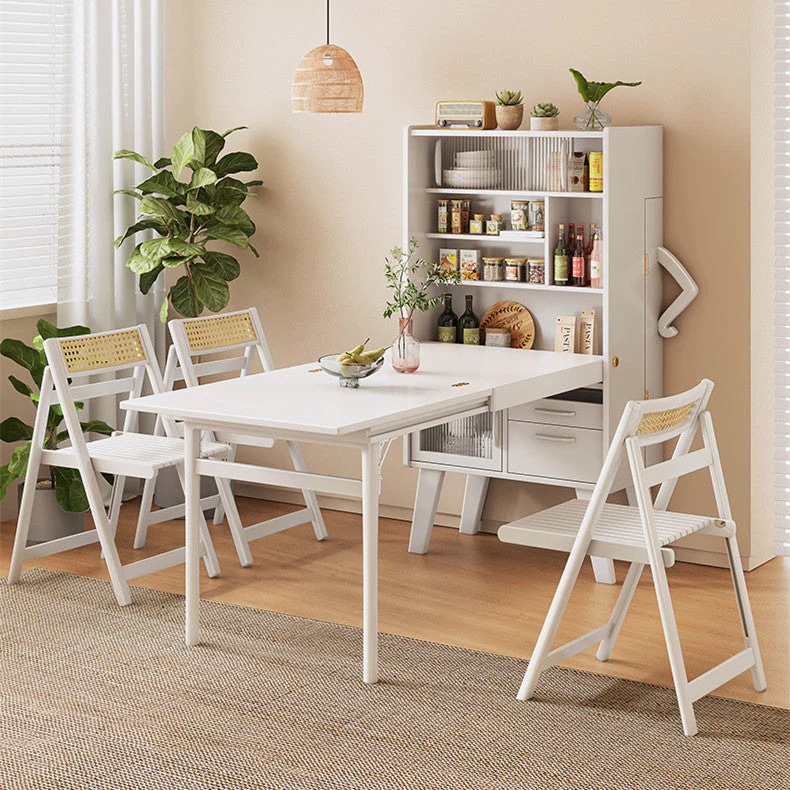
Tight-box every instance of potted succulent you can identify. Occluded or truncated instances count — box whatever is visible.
[0,320,114,542]
[383,238,459,372]
[114,125,262,322]
[569,68,641,130]
[494,90,524,131]
[530,102,560,131]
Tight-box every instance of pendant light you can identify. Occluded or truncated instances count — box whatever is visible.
[291,0,364,113]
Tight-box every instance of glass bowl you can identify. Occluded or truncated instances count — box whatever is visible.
[318,354,385,388]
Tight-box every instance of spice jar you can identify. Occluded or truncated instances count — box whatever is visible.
[527,257,545,284]
[469,214,485,234]
[505,257,526,282]
[486,214,503,235]
[528,200,545,232]
[450,199,464,234]
[483,256,505,281]
[437,199,449,233]
[510,200,529,231]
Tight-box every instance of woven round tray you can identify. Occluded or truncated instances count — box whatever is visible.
[480,301,535,349]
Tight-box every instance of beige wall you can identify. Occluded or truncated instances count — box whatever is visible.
[161,0,763,563]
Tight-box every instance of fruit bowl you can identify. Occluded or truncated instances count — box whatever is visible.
[318,353,385,388]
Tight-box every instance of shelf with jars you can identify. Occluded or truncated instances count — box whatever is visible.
[403,124,668,526]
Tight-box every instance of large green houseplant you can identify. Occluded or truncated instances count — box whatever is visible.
[114,126,262,321]
[0,320,114,513]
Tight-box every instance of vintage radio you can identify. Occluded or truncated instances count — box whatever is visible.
[435,100,496,130]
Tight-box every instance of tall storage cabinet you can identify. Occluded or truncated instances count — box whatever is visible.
[403,125,668,534]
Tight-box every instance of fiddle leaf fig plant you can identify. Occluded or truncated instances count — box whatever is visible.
[114,126,262,321]
[0,320,115,512]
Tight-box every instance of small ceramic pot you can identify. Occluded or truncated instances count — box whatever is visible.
[495,104,524,131]
[530,116,559,131]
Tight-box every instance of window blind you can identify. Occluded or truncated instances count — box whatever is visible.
[776,1,790,555]
[0,0,71,311]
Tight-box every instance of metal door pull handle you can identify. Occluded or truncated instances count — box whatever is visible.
[535,433,576,443]
[534,408,576,417]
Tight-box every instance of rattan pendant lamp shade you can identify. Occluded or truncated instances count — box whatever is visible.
[291,1,363,113]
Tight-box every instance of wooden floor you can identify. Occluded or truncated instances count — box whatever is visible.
[2,496,788,709]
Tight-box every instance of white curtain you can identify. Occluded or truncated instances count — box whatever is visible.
[57,0,165,357]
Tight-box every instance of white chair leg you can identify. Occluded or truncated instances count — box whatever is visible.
[596,562,645,661]
[724,535,767,692]
[286,440,327,541]
[650,556,698,736]
[212,484,226,526]
[76,463,132,607]
[133,476,157,549]
[107,475,126,537]
[7,459,45,584]
[197,511,221,578]
[174,466,221,578]
[215,476,253,567]
[518,543,591,700]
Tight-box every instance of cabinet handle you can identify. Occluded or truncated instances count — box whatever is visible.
[534,433,577,443]
[534,408,576,417]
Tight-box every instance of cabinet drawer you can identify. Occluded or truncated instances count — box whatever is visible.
[508,398,603,430]
[507,422,603,483]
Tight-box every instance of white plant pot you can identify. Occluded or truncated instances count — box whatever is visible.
[530,116,559,131]
[18,483,85,544]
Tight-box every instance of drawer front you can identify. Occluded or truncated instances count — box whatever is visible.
[508,398,603,430]
[410,411,503,472]
[507,422,603,483]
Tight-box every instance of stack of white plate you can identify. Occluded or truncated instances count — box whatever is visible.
[442,149,500,189]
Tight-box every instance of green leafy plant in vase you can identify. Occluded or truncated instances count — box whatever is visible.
[383,237,460,373]
[495,90,524,131]
[0,320,114,525]
[530,102,560,131]
[569,68,641,130]
[114,126,262,321]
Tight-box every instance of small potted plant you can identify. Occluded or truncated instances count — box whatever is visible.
[383,238,459,373]
[0,320,114,542]
[494,90,524,131]
[530,102,560,131]
[569,68,641,130]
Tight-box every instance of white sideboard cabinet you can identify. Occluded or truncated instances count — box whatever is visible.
[402,125,697,569]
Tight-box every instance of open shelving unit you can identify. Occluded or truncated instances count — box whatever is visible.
[403,124,665,495]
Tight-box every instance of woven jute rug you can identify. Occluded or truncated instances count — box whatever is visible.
[0,570,787,790]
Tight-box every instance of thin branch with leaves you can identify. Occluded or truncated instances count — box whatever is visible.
[382,237,460,321]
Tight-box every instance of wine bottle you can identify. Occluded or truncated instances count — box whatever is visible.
[553,223,569,286]
[572,224,587,286]
[457,294,480,345]
[589,227,603,288]
[437,293,458,343]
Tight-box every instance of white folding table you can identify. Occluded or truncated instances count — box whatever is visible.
[123,343,603,683]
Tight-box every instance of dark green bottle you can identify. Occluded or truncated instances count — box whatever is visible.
[437,293,458,343]
[457,294,480,345]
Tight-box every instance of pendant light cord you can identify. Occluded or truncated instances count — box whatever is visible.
[326,0,330,45]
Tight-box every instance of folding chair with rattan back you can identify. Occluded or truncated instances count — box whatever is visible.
[7,324,236,606]
[160,308,327,566]
[498,379,766,736]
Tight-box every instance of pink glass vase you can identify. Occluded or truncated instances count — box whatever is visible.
[391,317,420,373]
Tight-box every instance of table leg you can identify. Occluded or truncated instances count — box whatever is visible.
[185,424,201,646]
[361,443,380,683]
